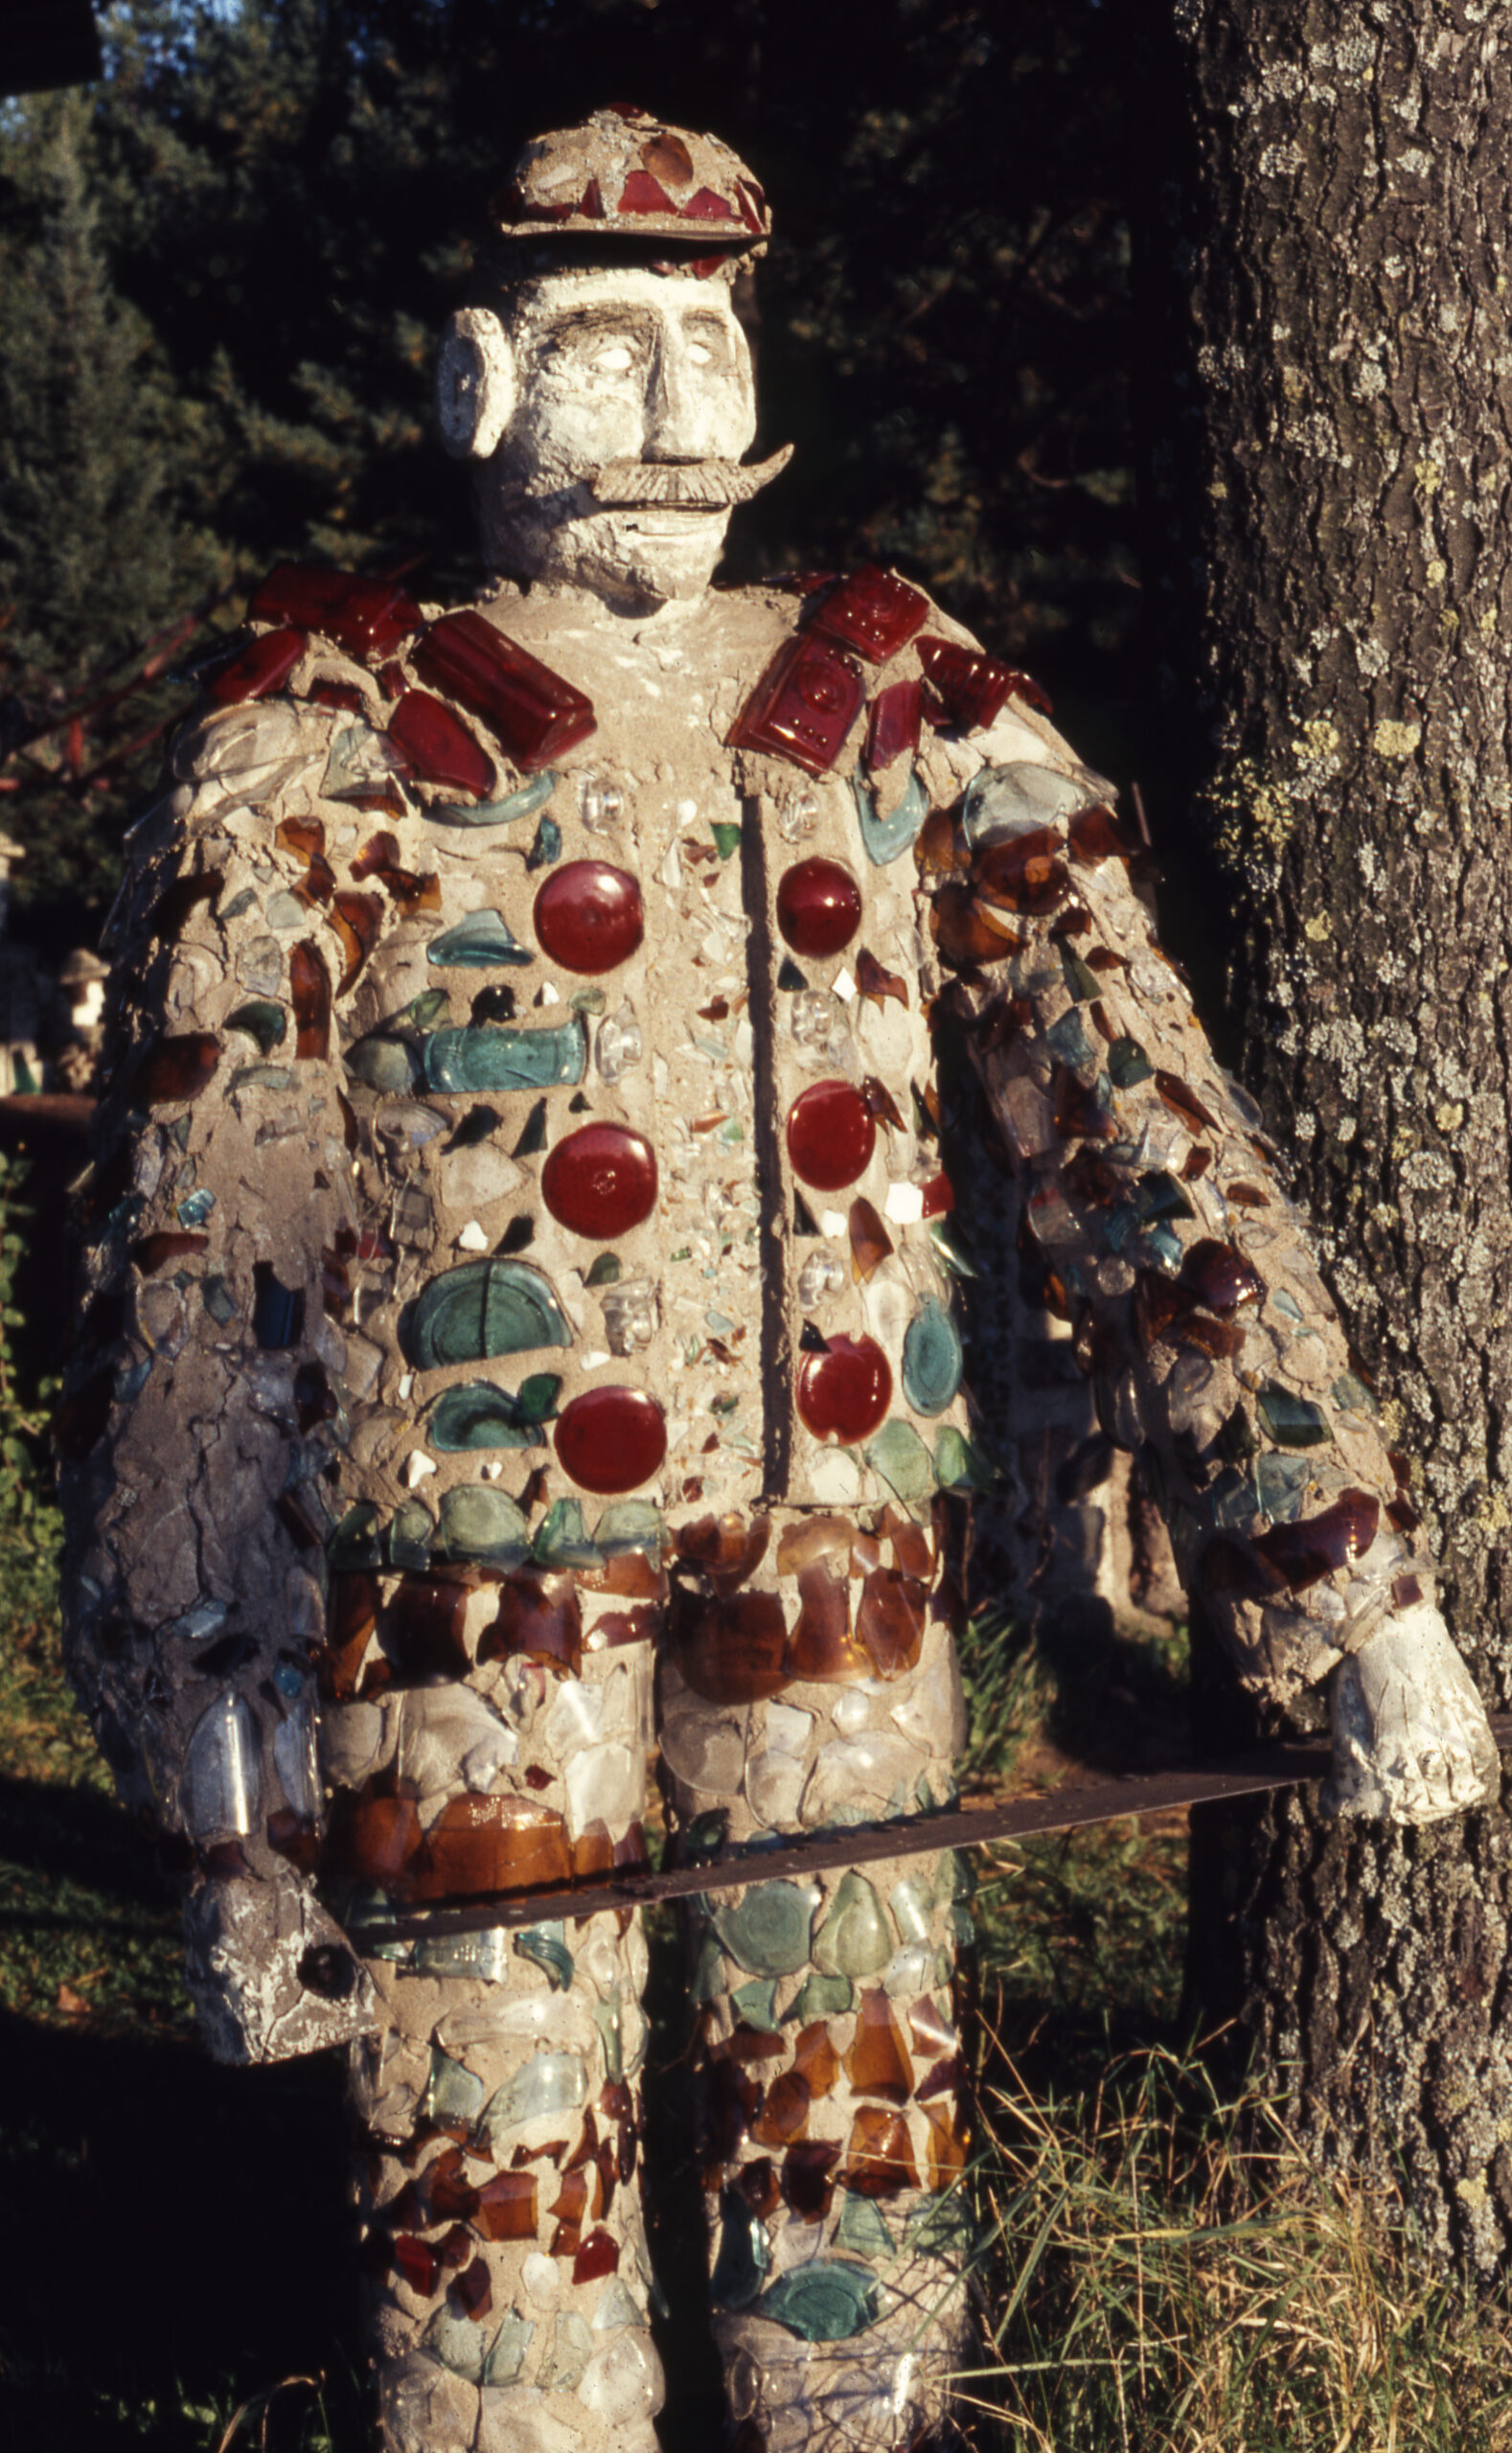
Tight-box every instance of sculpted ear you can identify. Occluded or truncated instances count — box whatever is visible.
[435,309,516,460]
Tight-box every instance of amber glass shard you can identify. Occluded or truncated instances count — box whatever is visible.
[929,883,1014,967]
[855,949,908,1012]
[880,1505,934,1580]
[207,626,305,704]
[974,826,1070,916]
[865,676,924,771]
[782,2140,841,2219]
[425,2147,480,2222]
[729,633,865,776]
[915,2052,961,2106]
[249,563,421,660]
[917,634,1051,728]
[848,1198,893,1282]
[737,2155,780,2218]
[330,890,383,994]
[1180,1238,1265,1314]
[415,1795,573,1901]
[846,1990,916,2106]
[321,1571,378,1701]
[860,1076,907,1136]
[551,2168,591,2233]
[382,1576,472,1683]
[1053,1066,1115,1142]
[1253,1490,1379,1590]
[710,2059,764,2159]
[137,1034,219,1105]
[1181,1144,1213,1181]
[725,2024,789,2065]
[676,1590,789,1703]
[476,1571,584,1676]
[792,2021,841,2099]
[775,1515,852,1576]
[289,939,332,1060]
[676,1513,773,1596]
[843,2107,920,2197]
[796,1334,892,1446]
[907,1996,958,2060]
[749,2069,811,2148]
[472,2170,538,2241]
[453,2256,493,2319]
[1200,1540,1287,1602]
[414,610,596,770]
[1154,1069,1219,1134]
[857,1568,926,1679]
[326,1787,424,1893]
[389,689,494,797]
[132,1230,208,1274]
[922,2099,968,2190]
[784,1560,865,1683]
[1066,801,1142,862]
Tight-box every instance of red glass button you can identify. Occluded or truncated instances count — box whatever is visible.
[387,690,493,797]
[207,627,304,704]
[729,633,865,776]
[776,859,861,960]
[864,676,924,771]
[534,861,644,974]
[917,634,1052,731]
[786,1082,876,1191]
[413,610,596,771]
[796,1335,892,1444]
[555,1387,667,1493]
[541,1124,657,1239]
[811,566,928,665]
[247,563,421,662]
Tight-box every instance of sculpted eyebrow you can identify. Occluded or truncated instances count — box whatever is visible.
[538,304,654,344]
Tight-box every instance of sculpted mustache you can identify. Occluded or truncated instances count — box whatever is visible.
[587,444,794,508]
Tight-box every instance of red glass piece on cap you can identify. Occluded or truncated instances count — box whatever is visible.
[414,609,596,771]
[865,676,924,771]
[811,566,928,665]
[555,1387,667,1493]
[306,677,367,715]
[796,1334,892,1445]
[534,860,644,974]
[387,690,493,797]
[776,859,862,959]
[207,627,304,705]
[786,1081,875,1191]
[729,633,865,776]
[619,169,676,215]
[541,1123,657,1239]
[917,633,1052,729]
[681,184,738,220]
[248,563,421,662]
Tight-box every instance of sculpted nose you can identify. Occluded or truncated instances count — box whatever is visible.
[643,336,711,463]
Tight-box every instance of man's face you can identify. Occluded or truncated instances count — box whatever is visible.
[478,266,758,610]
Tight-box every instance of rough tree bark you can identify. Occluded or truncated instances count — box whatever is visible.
[1138,0,1512,2267]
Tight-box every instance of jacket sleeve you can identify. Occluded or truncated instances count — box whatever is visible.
[60,687,381,2060]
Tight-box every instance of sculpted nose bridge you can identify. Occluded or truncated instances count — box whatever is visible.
[643,323,707,462]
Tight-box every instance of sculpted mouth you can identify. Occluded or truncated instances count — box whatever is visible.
[587,445,793,509]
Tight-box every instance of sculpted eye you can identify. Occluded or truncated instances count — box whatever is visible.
[593,344,635,373]
[688,342,716,366]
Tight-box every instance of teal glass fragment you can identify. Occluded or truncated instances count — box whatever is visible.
[533,1498,604,1570]
[851,768,928,866]
[526,813,562,869]
[585,1251,622,1288]
[437,1483,530,1565]
[1044,1008,1095,1069]
[949,1903,975,1947]
[901,1296,963,1417]
[755,2259,882,2342]
[777,956,808,992]
[594,1499,666,1555]
[960,760,1087,845]
[422,1017,587,1095]
[789,1969,854,2023]
[427,909,535,969]
[933,1426,992,1490]
[403,1257,574,1368]
[1256,1451,1310,1523]
[218,886,258,921]
[414,1924,511,1981]
[712,1881,822,1979]
[1137,1221,1184,1275]
[1108,1035,1154,1089]
[1272,1289,1304,1323]
[836,2191,895,2262]
[423,2307,489,2382]
[690,1925,726,2003]
[928,1216,977,1279]
[1059,941,1101,1002]
[934,1848,976,1903]
[229,1063,294,1093]
[514,1921,573,1990]
[904,2196,974,2256]
[346,1033,420,1093]
[888,1874,935,1944]
[864,1419,937,1514]
[540,2312,594,2392]
[813,1870,892,1979]
[427,769,559,829]
[711,2186,770,2310]
[429,1374,561,1451]
[482,2312,534,2386]
[514,1100,548,1156]
[1332,1370,1378,1418]
[387,1500,434,1570]
[201,1274,236,1323]
[481,2050,588,2140]
[176,1188,215,1227]
[400,987,450,1030]
[421,2044,486,2128]
[225,999,287,1056]
[327,1502,381,1569]
[1135,1172,1194,1223]
[1256,1383,1331,1449]
[731,1978,781,2031]
[1210,1468,1260,1531]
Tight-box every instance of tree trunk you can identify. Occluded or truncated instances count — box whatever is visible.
[1140,0,1512,2267]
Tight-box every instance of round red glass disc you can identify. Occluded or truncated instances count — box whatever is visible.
[534,860,645,974]
[776,859,862,959]
[555,1387,667,1493]
[541,1124,657,1239]
[796,1335,892,1444]
[785,1081,876,1191]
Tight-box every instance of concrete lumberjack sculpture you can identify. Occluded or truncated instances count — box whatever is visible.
[60,103,1501,2453]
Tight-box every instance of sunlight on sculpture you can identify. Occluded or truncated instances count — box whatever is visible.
[60,101,1498,2453]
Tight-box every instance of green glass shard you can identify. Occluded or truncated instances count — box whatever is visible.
[585,1251,622,1288]
[1135,1172,1195,1223]
[569,983,607,1015]
[777,956,809,992]
[904,2195,974,2256]
[928,1216,977,1279]
[594,1499,666,1554]
[422,1018,586,1095]
[813,1870,892,1979]
[789,1969,854,2023]
[201,1274,236,1324]
[1108,1035,1154,1089]
[852,768,928,866]
[711,821,743,860]
[730,1978,781,2031]
[533,1497,604,1570]
[228,1063,294,1093]
[514,1922,573,1990]
[224,999,287,1056]
[1331,1370,1378,1418]
[387,1500,434,1569]
[1058,941,1101,1002]
[539,2311,593,2392]
[888,1874,935,1943]
[901,1296,963,1417]
[592,1988,625,2080]
[422,2044,486,2127]
[427,909,535,969]
[933,1426,992,1491]
[399,987,451,1030]
[711,2186,770,2310]
[513,1098,548,1156]
[711,1881,821,1979]
[755,2258,882,2342]
[960,760,1090,847]
[481,2051,588,2142]
[404,1257,573,1368]
[1255,1451,1309,1523]
[836,2192,895,2262]
[482,2311,534,2386]
[429,1375,561,1452]
[218,886,258,921]
[437,1483,531,1565]
[934,1848,976,1903]
[427,769,559,829]
[423,2307,489,2382]
[1256,1382,1331,1449]
[346,1034,420,1093]
[690,1925,726,2003]
[327,1502,381,1569]
[526,813,562,869]
[865,1419,936,1514]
